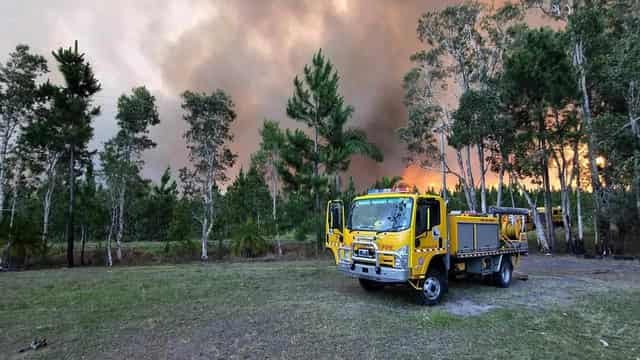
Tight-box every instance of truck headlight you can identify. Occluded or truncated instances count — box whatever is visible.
[340,248,351,262]
[395,246,409,269]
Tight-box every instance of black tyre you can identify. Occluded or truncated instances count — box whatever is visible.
[359,278,384,291]
[416,267,447,306]
[494,258,513,288]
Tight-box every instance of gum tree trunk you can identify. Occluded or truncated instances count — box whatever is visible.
[455,149,474,211]
[115,183,125,261]
[477,143,487,213]
[41,155,58,260]
[574,40,603,253]
[496,163,505,207]
[516,178,550,253]
[106,206,115,267]
[465,146,477,212]
[66,148,76,268]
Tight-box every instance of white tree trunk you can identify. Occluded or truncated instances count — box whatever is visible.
[0,137,8,224]
[558,172,572,252]
[514,176,550,253]
[465,146,477,212]
[115,183,125,261]
[201,211,209,260]
[496,163,505,207]
[271,161,282,256]
[42,181,54,253]
[574,40,602,251]
[106,207,115,267]
[576,175,584,245]
[455,148,474,211]
[477,143,487,213]
[41,156,59,256]
[9,189,17,229]
[439,128,448,202]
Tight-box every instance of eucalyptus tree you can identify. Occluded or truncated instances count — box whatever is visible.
[526,0,621,252]
[0,45,48,223]
[100,140,122,267]
[399,52,476,206]
[49,42,101,267]
[411,2,485,211]
[252,120,285,255]
[549,111,582,252]
[603,4,640,220]
[403,2,525,213]
[21,109,64,257]
[180,90,236,260]
[107,86,160,261]
[501,27,577,251]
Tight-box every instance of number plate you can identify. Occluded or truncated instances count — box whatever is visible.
[358,249,372,257]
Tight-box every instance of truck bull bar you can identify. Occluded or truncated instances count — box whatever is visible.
[337,239,409,283]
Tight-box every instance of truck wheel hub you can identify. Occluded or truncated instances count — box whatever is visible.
[423,277,441,300]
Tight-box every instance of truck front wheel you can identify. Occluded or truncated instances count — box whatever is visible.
[416,268,447,306]
[494,258,513,288]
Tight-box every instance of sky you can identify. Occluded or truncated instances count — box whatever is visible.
[0,0,546,191]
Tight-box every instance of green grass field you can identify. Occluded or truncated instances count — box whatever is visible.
[2,256,639,359]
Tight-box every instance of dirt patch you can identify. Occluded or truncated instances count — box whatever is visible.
[445,299,496,316]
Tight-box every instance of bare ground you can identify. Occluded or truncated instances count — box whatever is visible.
[2,255,640,359]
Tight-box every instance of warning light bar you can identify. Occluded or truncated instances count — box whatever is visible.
[367,186,413,194]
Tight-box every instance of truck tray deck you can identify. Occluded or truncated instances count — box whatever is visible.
[454,246,528,259]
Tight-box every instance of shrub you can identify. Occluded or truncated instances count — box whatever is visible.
[230,220,270,257]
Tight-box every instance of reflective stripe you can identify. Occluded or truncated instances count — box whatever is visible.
[414,248,446,253]
[455,248,526,258]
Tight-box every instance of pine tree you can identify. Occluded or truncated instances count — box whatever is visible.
[49,41,101,267]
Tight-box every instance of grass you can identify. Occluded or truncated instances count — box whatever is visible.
[1,258,639,359]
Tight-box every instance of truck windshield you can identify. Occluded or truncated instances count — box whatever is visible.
[348,197,413,232]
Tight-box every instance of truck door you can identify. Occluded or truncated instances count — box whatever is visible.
[415,198,443,250]
[325,200,345,264]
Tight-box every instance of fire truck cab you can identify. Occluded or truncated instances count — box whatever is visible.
[326,187,528,305]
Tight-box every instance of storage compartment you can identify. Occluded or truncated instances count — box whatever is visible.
[476,223,499,251]
[457,223,474,253]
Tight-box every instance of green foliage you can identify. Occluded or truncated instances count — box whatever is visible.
[223,166,273,235]
[285,49,380,245]
[180,90,237,184]
[167,197,195,243]
[0,44,49,226]
[146,167,179,242]
[287,49,341,130]
[372,176,403,190]
[49,42,102,266]
[501,27,577,178]
[450,89,498,149]
[230,220,270,257]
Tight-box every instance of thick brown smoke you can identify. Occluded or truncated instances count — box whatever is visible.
[2,0,526,191]
[149,0,446,190]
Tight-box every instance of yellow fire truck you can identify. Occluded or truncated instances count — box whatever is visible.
[325,187,528,305]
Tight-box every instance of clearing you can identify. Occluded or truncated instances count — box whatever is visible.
[1,255,639,359]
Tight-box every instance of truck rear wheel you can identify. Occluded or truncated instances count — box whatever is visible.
[494,258,513,288]
[359,278,384,291]
[416,268,446,306]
